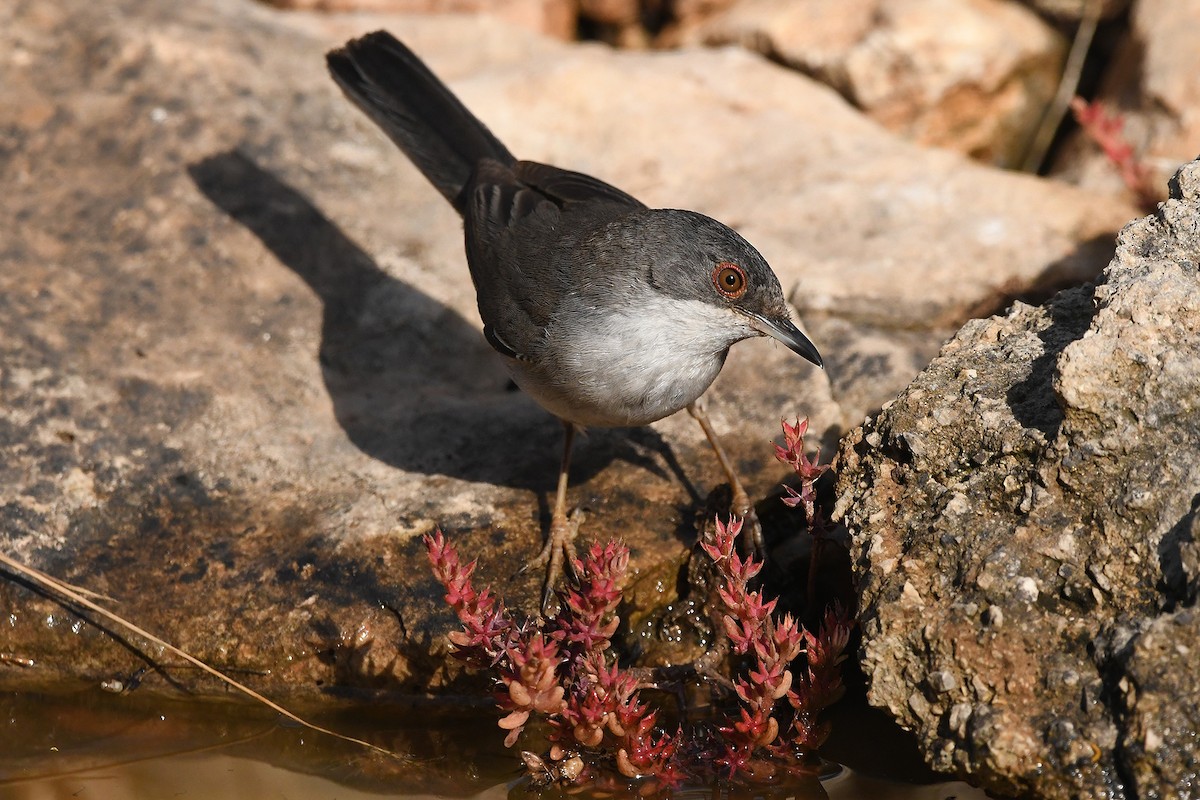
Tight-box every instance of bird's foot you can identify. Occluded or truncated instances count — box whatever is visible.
[687,399,766,560]
[523,508,585,614]
[736,505,765,562]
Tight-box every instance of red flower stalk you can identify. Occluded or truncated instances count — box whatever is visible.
[775,417,830,522]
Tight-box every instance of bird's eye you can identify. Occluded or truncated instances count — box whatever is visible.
[712,262,747,299]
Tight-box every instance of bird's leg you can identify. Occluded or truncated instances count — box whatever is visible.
[687,400,764,558]
[529,421,582,612]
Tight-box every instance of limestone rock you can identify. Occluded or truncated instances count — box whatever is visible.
[834,158,1200,798]
[259,0,579,40]
[686,0,1066,167]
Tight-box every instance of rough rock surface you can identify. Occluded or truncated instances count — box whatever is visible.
[1109,607,1200,799]
[1,0,1130,698]
[1052,0,1200,206]
[260,0,578,39]
[684,0,1065,167]
[835,159,1200,798]
[1018,0,1130,21]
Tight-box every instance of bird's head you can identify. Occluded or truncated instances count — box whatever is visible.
[643,210,823,368]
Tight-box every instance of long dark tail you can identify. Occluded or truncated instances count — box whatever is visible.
[326,31,515,215]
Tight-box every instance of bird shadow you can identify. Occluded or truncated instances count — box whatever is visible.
[187,150,688,496]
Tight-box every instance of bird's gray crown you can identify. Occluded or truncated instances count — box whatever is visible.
[625,209,789,317]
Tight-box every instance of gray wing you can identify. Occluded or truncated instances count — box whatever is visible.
[464,159,646,360]
[512,160,645,209]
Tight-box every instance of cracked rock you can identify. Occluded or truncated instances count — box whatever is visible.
[835,158,1200,799]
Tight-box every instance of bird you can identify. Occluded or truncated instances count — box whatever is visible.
[326,31,823,609]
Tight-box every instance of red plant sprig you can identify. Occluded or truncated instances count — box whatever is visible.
[551,545,685,788]
[553,654,684,785]
[427,530,556,745]
[703,516,804,775]
[775,417,830,523]
[497,631,566,746]
[548,540,628,668]
[776,417,838,612]
[787,602,852,751]
[425,532,684,786]
[424,412,852,789]
[773,418,854,753]
[424,530,517,669]
[697,417,852,772]
[1070,97,1159,211]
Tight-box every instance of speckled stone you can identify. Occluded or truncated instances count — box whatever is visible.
[835,159,1200,798]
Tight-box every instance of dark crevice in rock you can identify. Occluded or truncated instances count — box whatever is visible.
[1158,492,1200,611]
[1093,628,1139,800]
[1005,282,1097,435]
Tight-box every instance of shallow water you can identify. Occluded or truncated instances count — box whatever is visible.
[1,685,992,799]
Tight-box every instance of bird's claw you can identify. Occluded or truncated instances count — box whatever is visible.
[523,508,584,615]
[738,506,765,561]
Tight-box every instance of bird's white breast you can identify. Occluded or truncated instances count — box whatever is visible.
[509,295,757,427]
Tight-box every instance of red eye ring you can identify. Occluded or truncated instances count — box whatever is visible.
[712,262,748,299]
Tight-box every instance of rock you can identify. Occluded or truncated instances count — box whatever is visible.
[1109,608,1200,799]
[684,0,1067,167]
[578,0,639,24]
[577,0,651,47]
[1,0,1131,698]
[1051,0,1200,206]
[1017,0,1130,21]
[834,158,1200,798]
[258,0,579,40]
[670,0,738,25]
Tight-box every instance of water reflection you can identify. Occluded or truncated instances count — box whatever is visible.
[0,687,991,799]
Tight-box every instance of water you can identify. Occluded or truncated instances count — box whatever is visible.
[1,685,992,799]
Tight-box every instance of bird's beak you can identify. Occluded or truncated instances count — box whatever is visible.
[745,311,823,368]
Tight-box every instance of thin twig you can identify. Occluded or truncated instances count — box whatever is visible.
[1021,0,1103,173]
[3,558,117,603]
[0,550,407,762]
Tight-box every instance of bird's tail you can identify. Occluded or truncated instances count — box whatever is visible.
[326,31,515,214]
